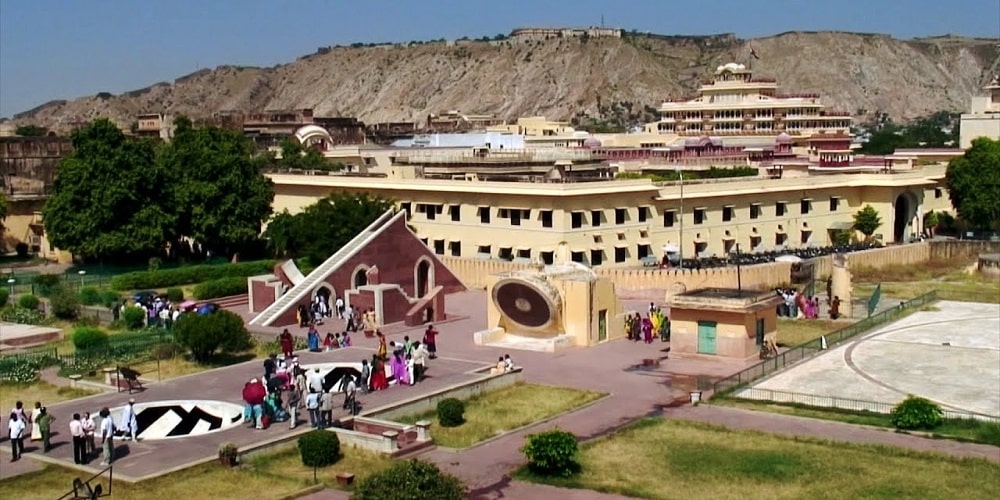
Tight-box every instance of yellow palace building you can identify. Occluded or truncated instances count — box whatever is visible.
[269,164,950,268]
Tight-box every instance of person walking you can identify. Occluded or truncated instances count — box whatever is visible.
[305,391,321,429]
[423,325,438,359]
[70,413,87,464]
[279,329,295,360]
[120,399,138,441]
[29,401,43,441]
[319,388,335,428]
[36,407,53,452]
[82,412,97,459]
[99,407,115,466]
[8,412,25,462]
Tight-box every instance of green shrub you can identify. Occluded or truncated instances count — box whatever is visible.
[99,290,122,308]
[165,287,185,302]
[79,286,102,306]
[891,395,944,430]
[352,460,464,500]
[49,284,81,319]
[437,398,465,427]
[297,430,340,482]
[72,326,109,350]
[17,294,40,311]
[121,307,146,330]
[173,310,251,362]
[32,273,61,297]
[110,260,274,290]
[0,288,8,307]
[191,277,247,300]
[522,429,580,477]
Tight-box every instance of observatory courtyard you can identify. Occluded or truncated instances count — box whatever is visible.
[738,301,1000,418]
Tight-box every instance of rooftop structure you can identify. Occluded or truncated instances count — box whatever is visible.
[646,63,852,139]
[509,27,623,41]
[959,75,1000,149]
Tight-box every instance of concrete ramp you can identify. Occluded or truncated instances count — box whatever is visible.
[249,209,398,327]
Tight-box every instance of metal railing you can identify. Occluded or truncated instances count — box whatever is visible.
[732,387,1000,423]
[713,291,938,395]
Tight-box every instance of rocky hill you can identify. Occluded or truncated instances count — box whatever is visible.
[9,31,1000,133]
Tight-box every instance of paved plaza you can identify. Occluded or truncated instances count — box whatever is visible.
[5,290,996,499]
[743,301,1000,417]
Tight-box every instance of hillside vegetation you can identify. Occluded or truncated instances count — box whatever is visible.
[9,31,1000,133]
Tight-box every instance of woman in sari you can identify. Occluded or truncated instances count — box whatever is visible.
[390,352,409,386]
[642,317,654,344]
[370,356,389,391]
[375,331,388,361]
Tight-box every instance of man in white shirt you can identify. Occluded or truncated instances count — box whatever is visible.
[335,297,345,319]
[8,412,25,462]
[120,399,138,441]
[70,413,87,464]
[305,392,321,429]
[343,376,358,415]
[307,368,325,394]
[99,407,115,465]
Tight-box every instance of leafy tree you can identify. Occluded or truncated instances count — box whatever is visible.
[298,430,340,483]
[945,137,1000,229]
[158,116,274,257]
[277,138,339,171]
[43,119,175,259]
[0,192,7,221]
[923,211,940,235]
[49,284,81,319]
[173,310,252,362]
[852,205,883,240]
[352,460,464,500]
[263,192,394,265]
[15,124,48,137]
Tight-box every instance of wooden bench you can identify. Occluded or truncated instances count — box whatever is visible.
[118,367,144,394]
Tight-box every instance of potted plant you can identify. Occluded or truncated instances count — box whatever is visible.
[218,442,239,467]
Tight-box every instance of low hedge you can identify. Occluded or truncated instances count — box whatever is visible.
[110,260,274,290]
[192,277,248,300]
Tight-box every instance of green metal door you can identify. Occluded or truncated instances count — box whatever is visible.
[697,321,717,355]
[598,310,608,341]
[755,318,765,346]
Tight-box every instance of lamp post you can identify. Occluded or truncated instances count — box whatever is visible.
[675,166,684,269]
[78,270,87,287]
[6,278,15,295]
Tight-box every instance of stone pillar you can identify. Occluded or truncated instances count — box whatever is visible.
[103,367,117,386]
[381,431,399,453]
[831,253,852,318]
[415,420,432,442]
[68,374,83,388]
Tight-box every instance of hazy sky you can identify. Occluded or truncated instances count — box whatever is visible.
[1,0,998,117]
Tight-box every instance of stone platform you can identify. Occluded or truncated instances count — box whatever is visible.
[0,322,61,351]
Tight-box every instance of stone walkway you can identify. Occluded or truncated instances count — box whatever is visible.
[2,289,997,499]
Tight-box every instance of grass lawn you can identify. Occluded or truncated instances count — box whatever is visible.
[712,398,1000,446]
[0,381,97,418]
[775,318,842,347]
[515,418,1000,500]
[851,259,999,304]
[398,383,606,449]
[249,445,394,489]
[0,444,393,499]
